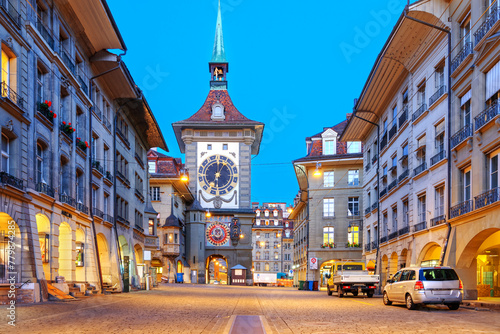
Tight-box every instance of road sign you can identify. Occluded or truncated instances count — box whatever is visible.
[310,257,318,270]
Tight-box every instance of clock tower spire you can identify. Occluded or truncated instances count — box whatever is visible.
[210,0,228,90]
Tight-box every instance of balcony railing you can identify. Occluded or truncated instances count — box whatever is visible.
[380,235,387,243]
[413,221,427,232]
[414,162,427,176]
[105,171,113,183]
[102,115,112,132]
[35,17,55,50]
[135,153,145,169]
[380,133,387,151]
[451,42,473,73]
[117,215,130,226]
[36,182,55,197]
[365,162,370,172]
[430,215,446,227]
[388,231,398,240]
[104,214,114,223]
[91,105,102,120]
[388,179,398,192]
[388,124,397,140]
[1,81,24,109]
[134,223,144,233]
[116,127,130,147]
[59,46,76,76]
[371,202,378,211]
[380,187,387,198]
[474,4,500,45]
[372,155,378,164]
[430,150,446,166]
[398,169,409,182]
[93,207,104,219]
[77,202,89,214]
[0,171,24,191]
[60,193,76,207]
[429,85,446,106]
[412,104,427,121]
[135,188,145,202]
[451,124,472,149]
[116,170,130,186]
[398,226,409,236]
[364,207,371,215]
[475,187,500,210]
[399,106,408,127]
[371,241,378,249]
[475,102,499,131]
[92,160,104,175]
[78,75,88,96]
[365,244,371,252]
[450,200,472,218]
[0,0,22,26]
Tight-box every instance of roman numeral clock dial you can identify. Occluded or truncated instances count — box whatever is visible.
[198,154,238,196]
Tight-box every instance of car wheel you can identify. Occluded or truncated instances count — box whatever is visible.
[383,292,392,305]
[352,291,358,297]
[367,291,374,298]
[327,286,332,296]
[447,303,460,310]
[406,294,417,310]
[338,289,343,298]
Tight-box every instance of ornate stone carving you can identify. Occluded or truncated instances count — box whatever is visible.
[467,138,473,152]
[475,132,482,146]
[452,150,457,162]
[4,119,13,132]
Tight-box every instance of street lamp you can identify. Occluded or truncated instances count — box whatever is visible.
[180,168,189,182]
[205,209,211,218]
[313,162,322,177]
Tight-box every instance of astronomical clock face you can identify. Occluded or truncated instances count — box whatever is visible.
[206,222,230,246]
[198,154,238,196]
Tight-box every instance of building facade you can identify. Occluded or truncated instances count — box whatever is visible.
[290,116,364,287]
[0,0,166,303]
[342,0,500,299]
[172,3,264,285]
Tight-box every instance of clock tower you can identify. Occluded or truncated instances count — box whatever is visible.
[172,0,264,284]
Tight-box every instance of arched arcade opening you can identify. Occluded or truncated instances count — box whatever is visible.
[206,254,228,284]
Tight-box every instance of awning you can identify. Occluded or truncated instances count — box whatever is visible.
[367,260,376,270]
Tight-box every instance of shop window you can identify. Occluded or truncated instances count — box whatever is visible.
[75,242,84,267]
[40,233,49,263]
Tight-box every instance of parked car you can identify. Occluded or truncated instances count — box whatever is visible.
[383,266,462,310]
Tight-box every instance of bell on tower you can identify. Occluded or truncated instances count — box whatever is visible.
[209,0,228,90]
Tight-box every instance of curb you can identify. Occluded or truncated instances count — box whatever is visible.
[461,301,500,311]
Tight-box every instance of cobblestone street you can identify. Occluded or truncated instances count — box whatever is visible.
[2,284,500,334]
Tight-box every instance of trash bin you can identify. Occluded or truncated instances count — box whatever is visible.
[307,281,314,291]
[299,280,305,290]
[312,281,319,291]
[176,273,184,283]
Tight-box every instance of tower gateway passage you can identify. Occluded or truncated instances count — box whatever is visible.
[172,1,264,285]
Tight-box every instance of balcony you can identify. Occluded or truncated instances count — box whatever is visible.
[36,182,55,197]
[105,171,113,183]
[414,162,427,176]
[1,82,24,109]
[388,124,397,140]
[372,155,378,164]
[380,133,388,151]
[371,241,378,249]
[104,214,114,223]
[58,46,76,76]
[398,169,409,183]
[475,187,500,210]
[388,231,398,240]
[475,102,499,132]
[365,162,370,172]
[135,188,145,202]
[398,226,409,236]
[399,106,408,128]
[134,223,144,233]
[77,202,89,214]
[78,75,88,96]
[0,171,24,191]
[364,207,371,215]
[365,244,371,252]
[162,244,180,256]
[412,104,427,121]
[0,0,22,27]
[371,202,378,211]
[117,215,130,226]
[91,105,102,120]
[116,127,130,147]
[450,200,472,219]
[451,42,473,73]
[388,179,398,192]
[93,207,104,219]
[380,187,387,198]
[380,235,387,243]
[451,124,472,149]
[102,114,112,133]
[413,221,427,232]
[430,150,446,166]
[35,17,55,50]
[60,193,76,207]
[474,4,500,45]
[429,85,446,107]
[116,170,130,187]
[430,215,446,227]
[92,160,104,175]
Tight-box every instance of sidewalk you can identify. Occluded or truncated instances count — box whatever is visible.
[462,297,500,311]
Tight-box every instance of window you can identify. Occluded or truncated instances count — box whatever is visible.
[91,136,97,162]
[256,210,260,217]
[324,140,335,155]
[1,49,13,92]
[463,167,471,201]
[222,143,228,150]
[36,68,44,103]
[435,122,444,152]
[273,210,278,217]
[392,105,397,128]
[461,95,471,128]
[418,195,426,223]
[403,199,409,226]
[264,251,269,260]
[150,187,160,201]
[435,186,445,217]
[104,194,108,215]
[256,231,260,238]
[490,152,499,190]
[265,233,269,238]
[174,233,178,244]
[402,89,409,109]
[284,254,291,261]
[460,14,471,47]
[256,251,260,260]
[273,263,279,271]
[323,171,334,187]
[383,212,388,236]
[274,241,278,249]
[392,155,397,168]
[255,219,260,226]
[416,136,426,166]
[323,227,334,244]
[417,81,426,107]
[265,241,269,249]
[348,226,359,245]
[207,144,212,150]
[403,143,408,157]
[274,252,279,260]
[1,134,8,172]
[264,210,269,217]
[435,64,444,89]
[92,187,98,210]
[348,170,359,186]
[348,197,359,216]
[148,161,156,174]
[255,263,260,271]
[36,143,44,183]
[347,141,361,153]
[323,198,335,217]
[392,206,397,232]
[367,229,371,244]
[265,263,269,271]
[149,219,154,235]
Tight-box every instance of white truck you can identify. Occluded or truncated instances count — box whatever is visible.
[253,273,277,286]
[325,261,379,298]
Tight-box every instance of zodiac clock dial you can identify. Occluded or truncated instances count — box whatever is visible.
[198,154,238,196]
[206,222,230,246]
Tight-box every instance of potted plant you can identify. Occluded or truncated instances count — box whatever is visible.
[38,100,56,121]
[76,137,89,151]
[60,121,75,136]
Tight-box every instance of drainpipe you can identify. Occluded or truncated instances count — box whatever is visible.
[403,5,452,266]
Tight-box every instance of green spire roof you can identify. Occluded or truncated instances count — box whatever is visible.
[211,0,227,63]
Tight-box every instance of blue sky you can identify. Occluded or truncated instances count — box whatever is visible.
[106,0,405,205]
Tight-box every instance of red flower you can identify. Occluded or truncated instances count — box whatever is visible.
[53,113,57,118]
[48,101,52,107]
[63,121,66,125]
[73,128,76,132]
[44,100,48,105]
[68,123,71,126]
[85,141,88,146]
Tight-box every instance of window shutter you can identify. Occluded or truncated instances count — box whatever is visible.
[460,90,471,106]
[486,61,500,100]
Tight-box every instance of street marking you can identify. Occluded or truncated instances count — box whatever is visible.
[352,300,374,306]
[225,315,266,334]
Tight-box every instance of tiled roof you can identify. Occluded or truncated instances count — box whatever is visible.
[180,90,261,124]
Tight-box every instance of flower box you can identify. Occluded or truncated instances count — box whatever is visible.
[76,137,89,151]
[60,121,76,137]
[38,100,56,123]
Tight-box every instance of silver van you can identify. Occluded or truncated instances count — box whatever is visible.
[383,267,462,310]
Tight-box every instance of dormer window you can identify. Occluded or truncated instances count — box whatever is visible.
[321,128,338,155]
[211,102,225,120]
